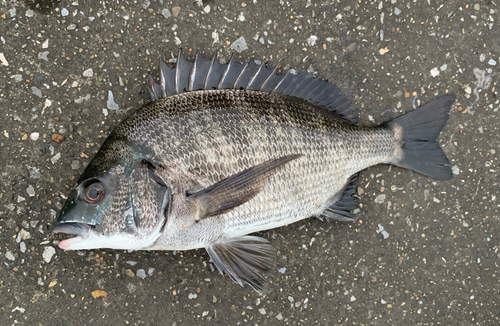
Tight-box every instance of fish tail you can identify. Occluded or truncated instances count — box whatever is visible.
[388,94,456,180]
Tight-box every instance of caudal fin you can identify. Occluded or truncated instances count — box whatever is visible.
[389,95,455,180]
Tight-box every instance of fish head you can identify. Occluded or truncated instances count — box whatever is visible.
[54,161,170,251]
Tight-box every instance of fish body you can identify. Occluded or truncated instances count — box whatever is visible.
[54,50,455,293]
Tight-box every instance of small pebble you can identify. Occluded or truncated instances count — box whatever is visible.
[258,308,266,315]
[276,313,283,320]
[162,8,171,18]
[394,7,401,15]
[51,153,61,164]
[71,160,80,170]
[374,194,386,204]
[52,134,65,143]
[30,132,40,141]
[488,59,497,66]
[107,91,119,110]
[452,165,460,175]
[5,251,15,261]
[345,42,356,52]
[136,269,146,279]
[29,167,41,179]
[378,224,390,239]
[32,86,42,98]
[351,296,356,302]
[125,269,135,277]
[42,246,56,263]
[440,64,447,71]
[25,9,34,17]
[20,242,26,253]
[0,54,6,67]
[203,5,211,13]
[172,6,181,17]
[91,290,108,298]
[11,74,23,82]
[61,8,69,16]
[148,267,155,276]
[126,261,137,266]
[474,3,480,10]
[26,185,35,197]
[379,47,389,55]
[307,35,318,46]
[278,267,286,274]
[17,230,31,244]
[230,36,248,53]
[83,68,94,77]
[188,293,197,299]
[67,23,76,30]
[430,67,440,77]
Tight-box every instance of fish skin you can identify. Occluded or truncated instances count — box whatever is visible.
[54,52,454,293]
[119,89,394,250]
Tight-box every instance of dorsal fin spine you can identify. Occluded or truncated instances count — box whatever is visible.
[148,50,356,122]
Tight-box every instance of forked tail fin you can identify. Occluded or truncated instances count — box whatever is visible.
[388,95,456,180]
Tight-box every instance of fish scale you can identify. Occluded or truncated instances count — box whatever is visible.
[54,50,454,294]
[115,89,395,248]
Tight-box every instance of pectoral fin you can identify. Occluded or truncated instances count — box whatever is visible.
[206,236,275,294]
[186,154,303,221]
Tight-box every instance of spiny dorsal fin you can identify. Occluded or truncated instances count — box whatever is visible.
[148,49,357,122]
[175,49,193,94]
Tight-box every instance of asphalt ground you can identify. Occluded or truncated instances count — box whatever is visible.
[0,0,498,325]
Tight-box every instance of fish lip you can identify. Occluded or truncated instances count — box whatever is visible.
[53,222,92,239]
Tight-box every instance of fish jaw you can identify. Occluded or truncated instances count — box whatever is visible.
[53,222,93,250]
[58,236,84,250]
[55,228,145,250]
[54,220,164,251]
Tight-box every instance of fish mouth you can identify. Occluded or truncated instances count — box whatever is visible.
[53,222,93,250]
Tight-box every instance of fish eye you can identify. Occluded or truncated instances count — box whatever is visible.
[83,182,105,204]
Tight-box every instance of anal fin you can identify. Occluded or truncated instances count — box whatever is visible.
[319,173,360,222]
[206,236,275,294]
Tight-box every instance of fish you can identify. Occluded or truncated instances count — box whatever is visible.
[53,49,455,293]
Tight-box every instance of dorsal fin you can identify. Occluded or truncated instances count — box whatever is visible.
[149,49,357,122]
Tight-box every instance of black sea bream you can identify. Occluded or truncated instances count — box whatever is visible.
[54,50,455,293]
